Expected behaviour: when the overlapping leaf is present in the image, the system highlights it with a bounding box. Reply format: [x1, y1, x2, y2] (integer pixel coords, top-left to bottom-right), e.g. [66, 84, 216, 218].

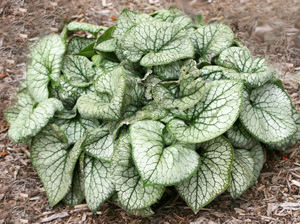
[118, 20, 194, 66]
[239, 84, 297, 144]
[30, 124, 84, 206]
[176, 136, 234, 212]
[167, 80, 243, 143]
[27, 34, 66, 102]
[131, 120, 201, 186]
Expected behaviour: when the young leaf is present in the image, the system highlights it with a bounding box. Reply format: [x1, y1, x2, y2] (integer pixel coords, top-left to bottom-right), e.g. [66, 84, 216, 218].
[63, 55, 96, 87]
[217, 47, 274, 87]
[8, 98, 64, 143]
[77, 67, 126, 120]
[167, 80, 243, 143]
[239, 84, 297, 144]
[82, 124, 114, 162]
[192, 24, 234, 63]
[84, 155, 115, 212]
[130, 120, 201, 186]
[111, 133, 165, 210]
[176, 136, 234, 213]
[229, 149, 255, 199]
[118, 21, 194, 66]
[30, 124, 84, 206]
[153, 61, 181, 81]
[27, 34, 66, 102]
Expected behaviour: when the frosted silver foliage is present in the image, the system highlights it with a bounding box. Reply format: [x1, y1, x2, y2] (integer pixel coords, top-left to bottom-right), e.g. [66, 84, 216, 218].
[167, 80, 243, 143]
[77, 67, 126, 120]
[239, 84, 297, 144]
[267, 106, 300, 151]
[82, 125, 114, 162]
[130, 120, 201, 186]
[67, 36, 95, 55]
[31, 124, 84, 206]
[8, 98, 63, 143]
[192, 24, 234, 63]
[95, 39, 116, 52]
[229, 149, 254, 199]
[217, 47, 275, 87]
[63, 55, 96, 87]
[84, 155, 115, 212]
[119, 21, 194, 66]
[226, 120, 258, 150]
[176, 136, 234, 213]
[111, 133, 165, 210]
[27, 34, 66, 102]
[153, 61, 181, 81]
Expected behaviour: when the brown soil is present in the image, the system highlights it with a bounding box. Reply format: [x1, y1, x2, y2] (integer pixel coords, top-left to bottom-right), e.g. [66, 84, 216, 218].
[1, 0, 300, 223]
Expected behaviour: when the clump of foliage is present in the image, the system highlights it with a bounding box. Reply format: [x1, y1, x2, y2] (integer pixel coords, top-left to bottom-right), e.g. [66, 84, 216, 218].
[5, 7, 300, 216]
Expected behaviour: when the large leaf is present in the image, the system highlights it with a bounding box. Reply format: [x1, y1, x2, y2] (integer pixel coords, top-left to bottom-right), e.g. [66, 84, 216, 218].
[84, 154, 115, 212]
[111, 133, 165, 210]
[229, 149, 254, 199]
[153, 61, 181, 81]
[239, 84, 297, 144]
[82, 124, 114, 162]
[63, 154, 85, 207]
[176, 136, 234, 213]
[67, 21, 107, 37]
[62, 55, 96, 87]
[130, 120, 201, 186]
[30, 124, 84, 206]
[192, 24, 234, 63]
[27, 34, 66, 102]
[118, 20, 194, 66]
[77, 67, 126, 120]
[55, 115, 99, 144]
[217, 47, 274, 87]
[225, 120, 258, 150]
[266, 106, 300, 150]
[167, 80, 243, 143]
[113, 9, 154, 38]
[8, 98, 64, 143]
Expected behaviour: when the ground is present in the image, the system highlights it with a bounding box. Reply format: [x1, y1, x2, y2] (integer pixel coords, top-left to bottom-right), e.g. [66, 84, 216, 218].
[1, 0, 300, 223]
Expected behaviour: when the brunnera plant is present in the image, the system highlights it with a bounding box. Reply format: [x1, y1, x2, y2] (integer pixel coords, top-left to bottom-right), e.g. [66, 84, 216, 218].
[5, 7, 300, 216]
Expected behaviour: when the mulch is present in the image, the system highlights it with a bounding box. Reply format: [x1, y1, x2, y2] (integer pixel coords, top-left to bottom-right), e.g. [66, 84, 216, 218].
[1, 0, 300, 223]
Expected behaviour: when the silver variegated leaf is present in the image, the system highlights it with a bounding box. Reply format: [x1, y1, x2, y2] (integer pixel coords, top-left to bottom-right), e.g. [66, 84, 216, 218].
[67, 21, 107, 36]
[84, 154, 115, 212]
[250, 143, 264, 185]
[192, 24, 234, 63]
[239, 84, 297, 144]
[153, 61, 181, 81]
[118, 20, 194, 66]
[31, 124, 84, 206]
[217, 47, 275, 87]
[82, 124, 114, 162]
[229, 149, 254, 199]
[8, 98, 64, 143]
[67, 36, 95, 55]
[27, 34, 66, 102]
[63, 55, 96, 87]
[225, 120, 258, 150]
[111, 133, 165, 210]
[130, 120, 201, 186]
[176, 136, 234, 213]
[167, 80, 243, 143]
[77, 67, 126, 120]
